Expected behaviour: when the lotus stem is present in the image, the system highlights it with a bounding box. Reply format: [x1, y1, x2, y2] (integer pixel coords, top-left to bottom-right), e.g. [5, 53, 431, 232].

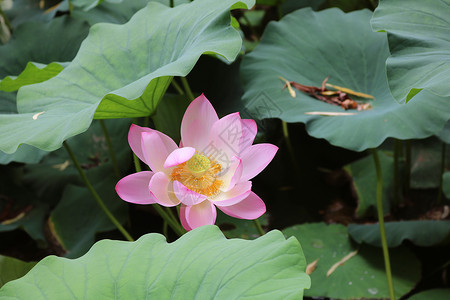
[180, 77, 195, 101]
[171, 78, 185, 95]
[253, 218, 265, 236]
[133, 153, 142, 173]
[64, 141, 134, 241]
[372, 148, 395, 300]
[153, 204, 185, 237]
[393, 139, 401, 205]
[99, 120, 121, 179]
[438, 142, 446, 204]
[405, 140, 411, 192]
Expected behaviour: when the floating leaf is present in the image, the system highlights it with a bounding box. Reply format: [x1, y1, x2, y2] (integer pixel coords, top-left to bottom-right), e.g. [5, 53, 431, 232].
[241, 8, 450, 151]
[409, 289, 450, 300]
[283, 223, 420, 299]
[0, 226, 310, 299]
[371, 0, 450, 103]
[217, 210, 268, 239]
[348, 221, 450, 247]
[0, 0, 255, 154]
[0, 256, 36, 288]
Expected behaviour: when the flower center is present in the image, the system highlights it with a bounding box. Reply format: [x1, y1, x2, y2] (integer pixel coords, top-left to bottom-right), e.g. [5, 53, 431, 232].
[171, 153, 222, 198]
[186, 154, 211, 176]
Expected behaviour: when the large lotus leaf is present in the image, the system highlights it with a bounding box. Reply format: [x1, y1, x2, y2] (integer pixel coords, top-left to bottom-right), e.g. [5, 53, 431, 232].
[0, 0, 254, 154]
[0, 256, 36, 288]
[283, 223, 420, 299]
[409, 289, 450, 300]
[0, 16, 89, 78]
[71, 0, 151, 25]
[71, 1, 190, 26]
[0, 226, 311, 299]
[0, 92, 48, 164]
[0, 62, 66, 92]
[437, 121, 450, 144]
[240, 8, 450, 151]
[371, 0, 450, 103]
[344, 151, 393, 218]
[71, 0, 103, 11]
[348, 221, 450, 247]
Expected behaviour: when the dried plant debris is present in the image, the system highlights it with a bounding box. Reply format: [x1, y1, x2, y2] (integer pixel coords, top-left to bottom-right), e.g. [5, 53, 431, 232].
[280, 77, 373, 111]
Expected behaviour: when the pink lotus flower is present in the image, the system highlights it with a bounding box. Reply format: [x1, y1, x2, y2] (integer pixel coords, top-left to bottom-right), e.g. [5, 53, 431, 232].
[116, 94, 278, 231]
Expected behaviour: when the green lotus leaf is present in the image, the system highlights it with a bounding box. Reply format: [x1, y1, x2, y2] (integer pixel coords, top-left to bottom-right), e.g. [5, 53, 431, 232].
[0, 226, 310, 299]
[0, 92, 48, 164]
[0, 16, 89, 78]
[71, 0, 151, 25]
[0, 0, 254, 154]
[437, 121, 450, 144]
[348, 221, 450, 247]
[240, 8, 450, 151]
[0, 256, 36, 288]
[0, 62, 66, 92]
[371, 0, 450, 103]
[344, 151, 393, 218]
[409, 289, 450, 300]
[283, 223, 420, 299]
[71, 0, 103, 11]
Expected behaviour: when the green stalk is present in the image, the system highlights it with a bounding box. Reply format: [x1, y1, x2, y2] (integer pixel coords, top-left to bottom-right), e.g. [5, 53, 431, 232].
[372, 149, 395, 300]
[133, 153, 142, 173]
[165, 207, 180, 225]
[64, 141, 134, 241]
[169, 0, 174, 8]
[163, 221, 168, 238]
[99, 120, 120, 179]
[180, 77, 195, 101]
[253, 218, 265, 236]
[171, 78, 185, 95]
[393, 139, 401, 205]
[405, 140, 411, 192]
[437, 143, 446, 204]
[153, 204, 185, 236]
